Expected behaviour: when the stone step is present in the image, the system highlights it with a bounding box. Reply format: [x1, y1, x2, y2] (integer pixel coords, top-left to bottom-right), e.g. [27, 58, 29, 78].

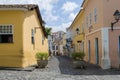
[0, 66, 35, 71]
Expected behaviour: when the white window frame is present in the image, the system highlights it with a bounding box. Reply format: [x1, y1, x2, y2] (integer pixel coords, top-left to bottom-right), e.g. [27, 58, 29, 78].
[0, 25, 13, 34]
[0, 24, 14, 43]
[82, 23, 84, 33]
[31, 29, 34, 37]
[31, 29, 35, 44]
[89, 13, 92, 26]
[86, 16, 88, 28]
[94, 8, 97, 23]
[42, 35, 45, 45]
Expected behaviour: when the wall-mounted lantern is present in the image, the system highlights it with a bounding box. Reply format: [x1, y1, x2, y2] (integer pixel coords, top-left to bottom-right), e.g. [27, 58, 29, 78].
[111, 10, 120, 30]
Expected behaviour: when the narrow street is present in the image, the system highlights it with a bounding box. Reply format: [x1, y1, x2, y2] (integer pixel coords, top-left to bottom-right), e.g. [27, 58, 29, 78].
[0, 0, 120, 80]
[0, 56, 120, 80]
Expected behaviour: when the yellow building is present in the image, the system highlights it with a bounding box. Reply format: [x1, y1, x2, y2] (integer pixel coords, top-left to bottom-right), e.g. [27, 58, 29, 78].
[0, 5, 48, 68]
[69, 9, 85, 52]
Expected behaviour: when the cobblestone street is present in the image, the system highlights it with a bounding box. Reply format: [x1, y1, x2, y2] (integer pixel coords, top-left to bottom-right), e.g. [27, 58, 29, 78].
[0, 56, 120, 80]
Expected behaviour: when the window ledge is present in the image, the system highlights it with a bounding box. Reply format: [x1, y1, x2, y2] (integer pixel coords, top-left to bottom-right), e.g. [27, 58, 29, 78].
[0, 42, 14, 44]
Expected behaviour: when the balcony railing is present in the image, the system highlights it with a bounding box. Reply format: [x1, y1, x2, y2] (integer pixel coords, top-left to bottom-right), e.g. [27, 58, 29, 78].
[74, 32, 85, 40]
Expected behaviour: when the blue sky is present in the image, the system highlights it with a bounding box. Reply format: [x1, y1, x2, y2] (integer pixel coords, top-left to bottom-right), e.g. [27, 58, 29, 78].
[0, 0, 84, 32]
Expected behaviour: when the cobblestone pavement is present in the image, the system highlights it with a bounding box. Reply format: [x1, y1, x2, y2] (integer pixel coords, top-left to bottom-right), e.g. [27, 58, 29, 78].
[0, 56, 120, 80]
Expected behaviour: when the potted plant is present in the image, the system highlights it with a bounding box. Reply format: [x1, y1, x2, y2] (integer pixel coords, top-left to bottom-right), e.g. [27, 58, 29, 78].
[36, 52, 49, 68]
[72, 52, 87, 69]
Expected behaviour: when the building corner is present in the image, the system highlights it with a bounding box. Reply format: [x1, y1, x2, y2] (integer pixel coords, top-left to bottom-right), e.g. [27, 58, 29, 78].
[101, 27, 111, 69]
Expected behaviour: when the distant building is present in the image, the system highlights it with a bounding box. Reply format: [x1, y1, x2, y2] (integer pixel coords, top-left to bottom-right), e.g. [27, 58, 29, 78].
[68, 8, 85, 53]
[48, 35, 53, 55]
[48, 31, 66, 55]
[66, 27, 73, 57]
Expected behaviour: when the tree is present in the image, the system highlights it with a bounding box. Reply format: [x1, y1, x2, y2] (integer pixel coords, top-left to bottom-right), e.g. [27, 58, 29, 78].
[45, 27, 52, 37]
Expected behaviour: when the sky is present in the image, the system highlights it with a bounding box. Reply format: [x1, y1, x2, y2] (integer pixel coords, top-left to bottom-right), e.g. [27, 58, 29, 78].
[0, 0, 84, 32]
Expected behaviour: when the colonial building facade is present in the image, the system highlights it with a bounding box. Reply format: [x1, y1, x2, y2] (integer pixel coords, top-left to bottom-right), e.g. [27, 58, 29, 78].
[49, 31, 65, 55]
[68, 0, 120, 69]
[0, 5, 48, 68]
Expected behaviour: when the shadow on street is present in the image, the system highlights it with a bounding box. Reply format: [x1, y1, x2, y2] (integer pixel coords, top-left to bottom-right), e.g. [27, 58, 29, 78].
[56, 56, 120, 75]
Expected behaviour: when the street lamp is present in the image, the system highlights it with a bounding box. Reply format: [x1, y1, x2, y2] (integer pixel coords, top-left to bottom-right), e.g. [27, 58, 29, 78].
[111, 10, 120, 30]
[114, 10, 120, 21]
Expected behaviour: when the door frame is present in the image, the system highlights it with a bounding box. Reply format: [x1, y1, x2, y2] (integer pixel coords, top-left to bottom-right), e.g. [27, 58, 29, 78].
[88, 40, 91, 62]
[95, 38, 99, 65]
[118, 36, 120, 65]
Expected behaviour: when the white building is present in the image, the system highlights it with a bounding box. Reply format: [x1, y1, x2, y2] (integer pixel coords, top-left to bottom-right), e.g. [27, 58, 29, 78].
[48, 35, 53, 55]
[66, 27, 74, 57]
[48, 31, 66, 55]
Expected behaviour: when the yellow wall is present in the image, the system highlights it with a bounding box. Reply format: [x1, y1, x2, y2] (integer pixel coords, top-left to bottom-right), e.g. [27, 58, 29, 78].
[74, 33, 85, 52]
[70, 10, 85, 52]
[0, 10, 24, 67]
[22, 10, 48, 67]
[0, 10, 48, 68]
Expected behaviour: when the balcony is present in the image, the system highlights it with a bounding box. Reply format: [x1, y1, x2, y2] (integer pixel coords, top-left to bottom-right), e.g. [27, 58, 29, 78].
[74, 33, 85, 41]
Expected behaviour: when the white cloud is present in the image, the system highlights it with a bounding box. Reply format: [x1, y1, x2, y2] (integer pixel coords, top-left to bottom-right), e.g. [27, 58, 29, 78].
[46, 22, 72, 32]
[69, 13, 77, 21]
[43, 11, 59, 22]
[0, 0, 27, 4]
[0, 0, 59, 22]
[37, 0, 58, 11]
[37, 0, 59, 23]
[62, 1, 79, 13]
[0, 0, 79, 32]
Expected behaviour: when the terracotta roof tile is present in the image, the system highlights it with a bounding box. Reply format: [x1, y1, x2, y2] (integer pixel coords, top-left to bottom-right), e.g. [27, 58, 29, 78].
[0, 4, 37, 10]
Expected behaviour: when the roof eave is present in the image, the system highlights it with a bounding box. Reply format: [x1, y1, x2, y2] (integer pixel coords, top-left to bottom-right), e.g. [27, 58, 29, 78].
[34, 6, 47, 38]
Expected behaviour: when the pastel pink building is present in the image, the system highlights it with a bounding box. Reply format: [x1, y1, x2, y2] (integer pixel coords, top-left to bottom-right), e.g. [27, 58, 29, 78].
[82, 0, 120, 69]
